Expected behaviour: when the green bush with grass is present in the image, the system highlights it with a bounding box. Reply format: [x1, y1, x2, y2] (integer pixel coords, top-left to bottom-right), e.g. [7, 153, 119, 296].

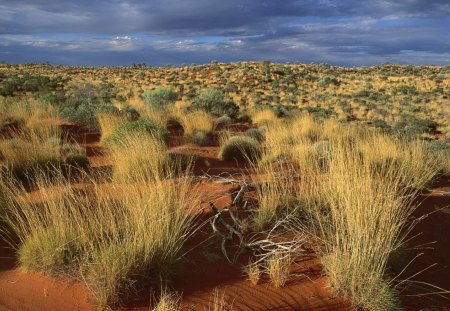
[103, 119, 169, 147]
[142, 88, 178, 108]
[192, 88, 239, 117]
[245, 128, 265, 142]
[219, 136, 261, 161]
[59, 99, 119, 129]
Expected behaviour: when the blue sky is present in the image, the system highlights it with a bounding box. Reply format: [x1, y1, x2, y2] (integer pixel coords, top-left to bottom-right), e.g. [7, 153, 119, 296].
[0, 0, 449, 66]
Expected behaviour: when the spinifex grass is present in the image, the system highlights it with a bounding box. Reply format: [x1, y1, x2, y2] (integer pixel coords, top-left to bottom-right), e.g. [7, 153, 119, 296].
[304, 141, 439, 310]
[107, 131, 170, 182]
[1, 145, 199, 308]
[259, 115, 442, 310]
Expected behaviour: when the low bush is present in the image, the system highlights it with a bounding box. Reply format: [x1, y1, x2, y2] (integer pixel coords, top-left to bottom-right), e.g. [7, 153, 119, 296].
[121, 105, 140, 121]
[103, 119, 169, 147]
[174, 110, 214, 141]
[142, 88, 178, 108]
[214, 115, 232, 128]
[191, 131, 211, 146]
[396, 114, 438, 134]
[219, 136, 261, 162]
[192, 88, 239, 117]
[59, 99, 119, 129]
[245, 128, 265, 142]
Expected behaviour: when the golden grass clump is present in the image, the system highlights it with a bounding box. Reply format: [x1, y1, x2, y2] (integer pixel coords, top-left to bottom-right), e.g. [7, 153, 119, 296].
[266, 252, 291, 288]
[174, 109, 215, 137]
[1, 161, 199, 308]
[97, 112, 127, 143]
[0, 129, 61, 169]
[107, 131, 170, 182]
[252, 157, 295, 230]
[357, 132, 440, 189]
[152, 291, 181, 311]
[250, 108, 278, 126]
[304, 141, 429, 310]
[244, 260, 261, 285]
[259, 115, 443, 310]
[208, 289, 232, 311]
[0, 99, 59, 138]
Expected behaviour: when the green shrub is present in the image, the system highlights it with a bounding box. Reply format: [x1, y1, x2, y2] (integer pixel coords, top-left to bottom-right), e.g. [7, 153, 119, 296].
[191, 131, 210, 146]
[245, 128, 265, 142]
[192, 88, 239, 117]
[142, 88, 178, 108]
[396, 115, 438, 134]
[274, 104, 290, 118]
[372, 119, 390, 129]
[219, 136, 261, 161]
[121, 106, 140, 121]
[305, 107, 333, 119]
[103, 119, 169, 147]
[214, 115, 232, 127]
[59, 99, 119, 129]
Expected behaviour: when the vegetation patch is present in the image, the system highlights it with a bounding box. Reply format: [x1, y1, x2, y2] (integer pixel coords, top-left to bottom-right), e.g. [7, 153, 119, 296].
[103, 119, 169, 147]
[219, 136, 261, 162]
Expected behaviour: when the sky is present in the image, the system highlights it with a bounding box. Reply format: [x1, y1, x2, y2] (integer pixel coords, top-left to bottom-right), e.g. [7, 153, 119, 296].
[0, 0, 449, 67]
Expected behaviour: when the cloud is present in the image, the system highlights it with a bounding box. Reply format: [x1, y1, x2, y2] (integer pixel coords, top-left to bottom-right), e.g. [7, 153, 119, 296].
[0, 0, 448, 66]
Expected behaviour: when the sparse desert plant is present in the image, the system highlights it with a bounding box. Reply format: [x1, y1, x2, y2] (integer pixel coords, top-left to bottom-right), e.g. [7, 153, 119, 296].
[0, 126, 88, 180]
[107, 132, 169, 182]
[208, 288, 232, 311]
[304, 142, 422, 311]
[244, 128, 265, 142]
[192, 88, 239, 117]
[252, 156, 296, 230]
[19, 225, 82, 275]
[0, 99, 59, 138]
[357, 132, 439, 189]
[1, 166, 199, 308]
[97, 112, 127, 143]
[266, 252, 291, 288]
[251, 109, 278, 126]
[214, 115, 232, 128]
[142, 88, 178, 108]
[174, 109, 214, 139]
[244, 260, 261, 285]
[219, 136, 261, 162]
[423, 140, 450, 175]
[152, 290, 181, 311]
[291, 114, 322, 143]
[59, 98, 119, 129]
[191, 131, 210, 146]
[68, 81, 101, 105]
[310, 140, 332, 172]
[121, 105, 140, 121]
[102, 118, 169, 147]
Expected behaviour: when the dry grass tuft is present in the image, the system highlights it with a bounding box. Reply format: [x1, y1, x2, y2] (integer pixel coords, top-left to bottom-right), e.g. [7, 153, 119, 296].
[152, 290, 181, 311]
[266, 252, 291, 288]
[208, 288, 233, 311]
[2, 163, 199, 308]
[244, 260, 261, 285]
[175, 109, 215, 137]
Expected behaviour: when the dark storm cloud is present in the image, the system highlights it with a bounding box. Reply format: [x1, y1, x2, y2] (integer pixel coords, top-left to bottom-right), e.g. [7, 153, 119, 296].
[0, 0, 449, 66]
